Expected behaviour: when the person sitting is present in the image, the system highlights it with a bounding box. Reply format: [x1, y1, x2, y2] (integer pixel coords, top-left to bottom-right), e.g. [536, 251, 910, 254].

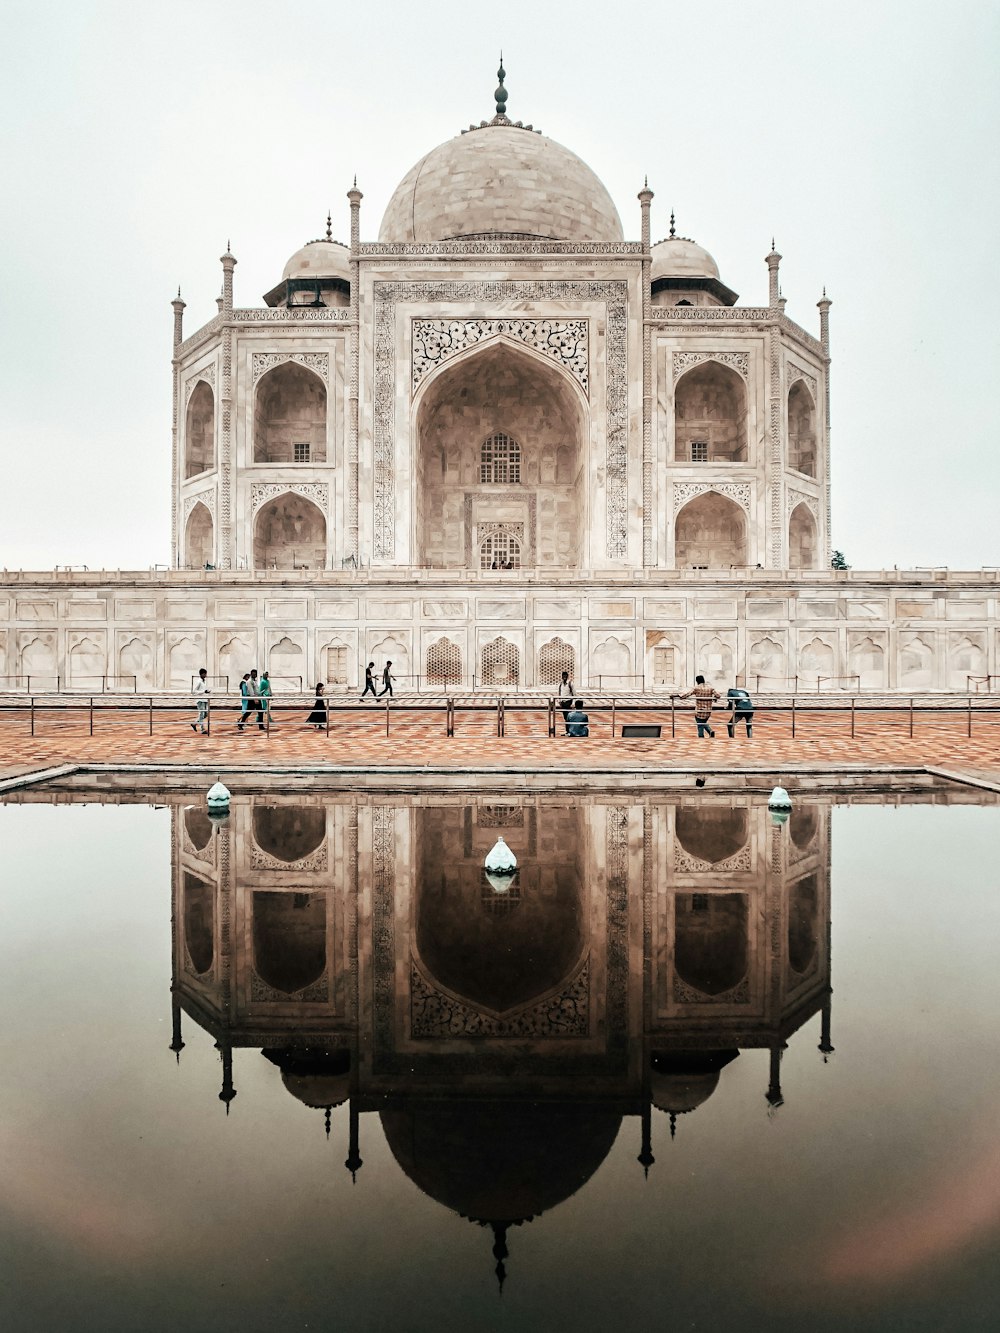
[565, 699, 589, 737]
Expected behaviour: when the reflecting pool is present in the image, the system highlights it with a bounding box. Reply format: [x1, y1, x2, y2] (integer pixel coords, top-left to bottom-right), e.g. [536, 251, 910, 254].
[1, 788, 998, 1332]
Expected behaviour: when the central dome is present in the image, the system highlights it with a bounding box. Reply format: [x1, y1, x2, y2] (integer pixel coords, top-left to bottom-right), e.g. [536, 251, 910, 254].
[378, 125, 624, 244]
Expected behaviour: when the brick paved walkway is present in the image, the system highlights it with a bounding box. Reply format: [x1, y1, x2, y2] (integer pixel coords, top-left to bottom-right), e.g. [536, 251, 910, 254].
[2, 704, 1000, 780]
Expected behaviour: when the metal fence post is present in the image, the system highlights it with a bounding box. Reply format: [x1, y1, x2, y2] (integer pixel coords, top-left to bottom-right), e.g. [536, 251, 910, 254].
[791, 695, 796, 739]
[385, 698, 390, 738]
[851, 696, 856, 739]
[611, 697, 616, 739]
[149, 696, 153, 737]
[670, 695, 675, 738]
[206, 698, 211, 737]
[967, 695, 972, 739]
[89, 696, 94, 736]
[910, 698, 914, 739]
[30, 696, 35, 737]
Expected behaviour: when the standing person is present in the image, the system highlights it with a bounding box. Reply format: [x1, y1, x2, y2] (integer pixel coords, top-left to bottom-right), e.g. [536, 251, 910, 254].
[565, 699, 589, 738]
[236, 672, 251, 730]
[191, 668, 210, 734]
[557, 669, 574, 734]
[307, 682, 327, 730]
[359, 661, 377, 701]
[678, 675, 720, 738]
[378, 660, 395, 699]
[248, 668, 264, 730]
[259, 671, 273, 730]
[726, 686, 754, 738]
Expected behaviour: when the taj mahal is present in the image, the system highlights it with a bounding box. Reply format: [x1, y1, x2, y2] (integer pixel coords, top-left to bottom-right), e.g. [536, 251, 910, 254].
[3, 66, 998, 694]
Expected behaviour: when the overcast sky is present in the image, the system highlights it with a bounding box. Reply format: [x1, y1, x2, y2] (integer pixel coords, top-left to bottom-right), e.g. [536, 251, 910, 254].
[1, 0, 997, 571]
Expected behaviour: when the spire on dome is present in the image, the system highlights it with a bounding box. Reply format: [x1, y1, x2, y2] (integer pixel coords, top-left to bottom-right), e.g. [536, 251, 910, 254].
[494, 54, 508, 121]
[325, 211, 332, 242]
[492, 1222, 509, 1294]
[669, 209, 676, 238]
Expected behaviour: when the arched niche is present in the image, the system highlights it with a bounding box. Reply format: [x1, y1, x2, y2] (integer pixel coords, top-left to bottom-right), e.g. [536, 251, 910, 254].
[119, 637, 154, 692]
[788, 873, 819, 976]
[253, 362, 327, 464]
[675, 492, 747, 569]
[591, 636, 632, 689]
[675, 893, 748, 996]
[949, 636, 987, 689]
[183, 872, 214, 975]
[218, 635, 253, 693]
[268, 636, 304, 689]
[168, 636, 202, 690]
[252, 891, 326, 995]
[426, 637, 462, 688]
[849, 636, 885, 689]
[695, 635, 733, 686]
[481, 636, 519, 687]
[371, 635, 409, 686]
[415, 805, 584, 1014]
[415, 342, 586, 569]
[790, 804, 819, 851]
[789, 503, 817, 570]
[253, 493, 326, 571]
[674, 361, 748, 462]
[252, 805, 326, 863]
[788, 380, 817, 477]
[900, 635, 934, 689]
[748, 636, 786, 690]
[68, 637, 103, 688]
[538, 638, 575, 689]
[675, 805, 749, 864]
[184, 805, 214, 852]
[185, 381, 215, 478]
[799, 636, 835, 686]
[185, 502, 214, 569]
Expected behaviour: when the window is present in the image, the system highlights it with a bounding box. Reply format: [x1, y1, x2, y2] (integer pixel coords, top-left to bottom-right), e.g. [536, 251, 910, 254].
[294, 441, 311, 463]
[480, 432, 521, 484]
[653, 645, 676, 687]
[426, 638, 462, 687]
[692, 894, 710, 913]
[690, 440, 708, 462]
[326, 645, 348, 685]
[480, 530, 522, 570]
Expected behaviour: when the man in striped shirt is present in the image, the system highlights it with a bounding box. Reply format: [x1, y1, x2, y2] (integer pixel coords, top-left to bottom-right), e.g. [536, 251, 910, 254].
[678, 675, 720, 738]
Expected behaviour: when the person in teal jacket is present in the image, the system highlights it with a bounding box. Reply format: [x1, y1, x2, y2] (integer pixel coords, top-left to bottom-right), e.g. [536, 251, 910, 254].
[258, 671, 273, 730]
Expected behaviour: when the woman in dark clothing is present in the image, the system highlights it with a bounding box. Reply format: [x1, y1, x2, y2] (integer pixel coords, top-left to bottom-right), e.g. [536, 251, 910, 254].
[307, 682, 327, 730]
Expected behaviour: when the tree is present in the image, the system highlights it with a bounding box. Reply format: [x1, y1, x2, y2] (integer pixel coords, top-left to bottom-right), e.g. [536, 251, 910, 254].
[830, 549, 850, 570]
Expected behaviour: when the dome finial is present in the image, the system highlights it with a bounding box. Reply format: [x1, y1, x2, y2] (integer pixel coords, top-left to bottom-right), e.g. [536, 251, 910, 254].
[494, 54, 508, 120]
[669, 209, 676, 238]
[492, 1223, 509, 1294]
[325, 210, 332, 242]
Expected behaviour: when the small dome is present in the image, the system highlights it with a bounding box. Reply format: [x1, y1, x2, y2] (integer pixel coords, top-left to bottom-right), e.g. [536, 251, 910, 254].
[379, 125, 623, 244]
[651, 1068, 722, 1116]
[282, 239, 350, 282]
[651, 236, 720, 283]
[263, 1047, 350, 1109]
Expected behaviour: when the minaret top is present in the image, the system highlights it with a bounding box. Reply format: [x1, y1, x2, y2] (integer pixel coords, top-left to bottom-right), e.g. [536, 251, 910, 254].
[494, 55, 508, 121]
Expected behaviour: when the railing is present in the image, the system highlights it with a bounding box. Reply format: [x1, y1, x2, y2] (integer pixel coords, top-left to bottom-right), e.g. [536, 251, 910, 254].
[2, 692, 1000, 744]
[968, 674, 998, 693]
[63, 675, 138, 693]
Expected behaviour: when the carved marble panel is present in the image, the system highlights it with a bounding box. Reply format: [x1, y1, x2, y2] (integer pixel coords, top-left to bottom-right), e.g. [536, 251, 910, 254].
[672, 351, 749, 382]
[412, 318, 589, 396]
[251, 351, 330, 385]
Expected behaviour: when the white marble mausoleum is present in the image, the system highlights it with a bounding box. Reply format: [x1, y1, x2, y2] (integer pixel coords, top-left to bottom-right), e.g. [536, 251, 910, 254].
[2, 67, 998, 695]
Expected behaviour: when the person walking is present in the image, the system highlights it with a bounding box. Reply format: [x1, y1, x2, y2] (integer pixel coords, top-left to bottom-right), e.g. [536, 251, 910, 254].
[191, 668, 210, 734]
[678, 675, 720, 738]
[557, 669, 574, 734]
[236, 672, 251, 730]
[259, 671, 273, 730]
[307, 682, 327, 730]
[726, 686, 754, 738]
[359, 661, 377, 701]
[378, 660, 395, 699]
[247, 668, 263, 729]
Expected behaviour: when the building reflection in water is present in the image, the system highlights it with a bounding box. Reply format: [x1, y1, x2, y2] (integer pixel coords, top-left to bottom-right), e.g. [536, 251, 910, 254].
[172, 793, 831, 1287]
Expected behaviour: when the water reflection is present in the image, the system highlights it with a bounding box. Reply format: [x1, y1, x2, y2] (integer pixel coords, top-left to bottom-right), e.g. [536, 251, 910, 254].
[172, 792, 830, 1287]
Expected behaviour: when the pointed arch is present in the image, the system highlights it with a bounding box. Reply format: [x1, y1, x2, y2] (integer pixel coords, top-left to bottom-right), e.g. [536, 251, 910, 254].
[537, 637, 575, 689]
[674, 360, 748, 462]
[789, 502, 818, 570]
[253, 361, 327, 464]
[481, 636, 520, 687]
[426, 637, 462, 688]
[185, 380, 215, 477]
[788, 379, 817, 477]
[185, 501, 214, 569]
[675, 491, 747, 568]
[253, 492, 326, 570]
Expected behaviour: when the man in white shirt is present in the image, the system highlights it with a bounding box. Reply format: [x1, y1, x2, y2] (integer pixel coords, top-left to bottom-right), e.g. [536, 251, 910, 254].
[191, 668, 210, 734]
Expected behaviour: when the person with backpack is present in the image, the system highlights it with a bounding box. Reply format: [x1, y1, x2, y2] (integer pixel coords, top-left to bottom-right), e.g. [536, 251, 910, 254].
[726, 686, 754, 737]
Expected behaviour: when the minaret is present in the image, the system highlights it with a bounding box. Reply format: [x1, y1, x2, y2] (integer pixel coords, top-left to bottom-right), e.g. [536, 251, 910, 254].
[169, 996, 185, 1063]
[819, 991, 835, 1061]
[219, 244, 236, 567]
[766, 239, 782, 309]
[171, 287, 186, 349]
[818, 288, 833, 561]
[765, 1043, 785, 1111]
[347, 179, 363, 564]
[344, 1099, 363, 1182]
[639, 178, 654, 568]
[492, 1223, 509, 1293]
[218, 1039, 237, 1113]
[637, 1095, 655, 1177]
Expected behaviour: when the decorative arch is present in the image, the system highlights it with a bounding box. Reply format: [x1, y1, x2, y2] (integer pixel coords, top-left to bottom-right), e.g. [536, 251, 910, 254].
[322, 638, 351, 687]
[789, 502, 818, 570]
[748, 636, 787, 690]
[481, 636, 520, 688]
[788, 379, 817, 477]
[674, 359, 748, 463]
[67, 637, 103, 689]
[268, 636, 304, 689]
[537, 637, 575, 689]
[185, 380, 215, 478]
[168, 636, 202, 691]
[119, 637, 154, 692]
[675, 491, 747, 568]
[426, 637, 462, 688]
[675, 806, 749, 865]
[949, 635, 987, 689]
[252, 806, 326, 864]
[479, 527, 521, 570]
[696, 635, 734, 686]
[252, 891, 327, 995]
[218, 634, 254, 693]
[899, 635, 934, 689]
[371, 635, 409, 686]
[185, 501, 214, 569]
[414, 340, 587, 570]
[183, 873, 215, 976]
[591, 636, 632, 688]
[788, 873, 819, 976]
[675, 893, 749, 997]
[799, 637, 835, 686]
[253, 360, 327, 464]
[253, 493, 326, 571]
[849, 636, 885, 689]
